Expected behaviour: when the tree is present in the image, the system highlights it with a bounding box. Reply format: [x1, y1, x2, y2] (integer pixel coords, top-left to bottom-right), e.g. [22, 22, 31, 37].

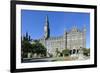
[82, 48, 90, 56]
[62, 49, 70, 56]
[55, 48, 60, 57]
[21, 33, 47, 58]
[21, 32, 32, 58]
[31, 40, 47, 57]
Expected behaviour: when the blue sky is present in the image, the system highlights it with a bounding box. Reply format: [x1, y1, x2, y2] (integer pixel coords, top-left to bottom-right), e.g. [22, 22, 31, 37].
[21, 10, 90, 48]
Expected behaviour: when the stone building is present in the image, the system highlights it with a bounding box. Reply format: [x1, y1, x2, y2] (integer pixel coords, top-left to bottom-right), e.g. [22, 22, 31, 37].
[32, 16, 86, 57]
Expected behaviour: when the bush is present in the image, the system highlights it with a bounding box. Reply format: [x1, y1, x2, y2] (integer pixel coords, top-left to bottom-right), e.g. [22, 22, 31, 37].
[82, 48, 90, 56]
[62, 49, 70, 56]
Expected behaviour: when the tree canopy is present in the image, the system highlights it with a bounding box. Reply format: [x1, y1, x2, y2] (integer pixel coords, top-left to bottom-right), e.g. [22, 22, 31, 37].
[21, 33, 47, 58]
[62, 49, 70, 56]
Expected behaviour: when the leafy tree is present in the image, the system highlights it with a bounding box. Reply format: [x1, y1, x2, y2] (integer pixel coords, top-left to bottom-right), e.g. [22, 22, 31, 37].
[31, 40, 47, 57]
[82, 48, 90, 56]
[21, 33, 47, 58]
[21, 32, 32, 58]
[62, 49, 70, 56]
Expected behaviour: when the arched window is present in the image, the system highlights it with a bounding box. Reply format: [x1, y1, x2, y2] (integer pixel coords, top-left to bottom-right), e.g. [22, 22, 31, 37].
[77, 50, 79, 54]
[73, 49, 76, 54]
[69, 50, 72, 55]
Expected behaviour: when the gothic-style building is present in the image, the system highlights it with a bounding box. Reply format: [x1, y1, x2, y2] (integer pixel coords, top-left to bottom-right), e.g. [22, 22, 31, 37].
[32, 16, 86, 57]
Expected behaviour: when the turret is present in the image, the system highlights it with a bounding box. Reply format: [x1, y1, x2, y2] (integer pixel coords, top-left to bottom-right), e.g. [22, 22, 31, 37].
[83, 25, 86, 32]
[64, 28, 67, 49]
[83, 25, 86, 48]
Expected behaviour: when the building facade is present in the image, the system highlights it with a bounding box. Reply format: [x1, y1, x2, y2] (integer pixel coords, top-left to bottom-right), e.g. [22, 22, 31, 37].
[32, 16, 86, 57]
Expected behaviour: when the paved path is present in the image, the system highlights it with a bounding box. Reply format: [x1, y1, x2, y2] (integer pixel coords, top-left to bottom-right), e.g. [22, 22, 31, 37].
[22, 56, 90, 63]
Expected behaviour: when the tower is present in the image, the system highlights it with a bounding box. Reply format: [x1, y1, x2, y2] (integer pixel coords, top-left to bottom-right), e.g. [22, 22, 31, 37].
[64, 28, 67, 49]
[83, 25, 86, 48]
[44, 16, 50, 39]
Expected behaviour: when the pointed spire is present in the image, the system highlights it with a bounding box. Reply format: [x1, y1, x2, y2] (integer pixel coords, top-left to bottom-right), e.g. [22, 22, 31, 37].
[26, 32, 28, 38]
[73, 24, 75, 28]
[72, 24, 76, 31]
[44, 15, 50, 39]
[84, 24, 86, 28]
[64, 28, 66, 32]
[46, 15, 48, 22]
[64, 28, 67, 34]
[45, 15, 49, 26]
[73, 24, 77, 29]
[29, 35, 31, 41]
[83, 24, 86, 32]
[64, 29, 67, 35]
[71, 24, 79, 32]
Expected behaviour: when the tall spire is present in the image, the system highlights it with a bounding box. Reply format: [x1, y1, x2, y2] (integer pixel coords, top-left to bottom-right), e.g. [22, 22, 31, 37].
[72, 24, 78, 32]
[64, 28, 67, 34]
[44, 15, 50, 39]
[73, 24, 77, 29]
[46, 15, 48, 22]
[45, 15, 49, 26]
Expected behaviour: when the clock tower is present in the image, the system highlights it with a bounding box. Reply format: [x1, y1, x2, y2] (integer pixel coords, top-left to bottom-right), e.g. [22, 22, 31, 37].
[44, 16, 50, 39]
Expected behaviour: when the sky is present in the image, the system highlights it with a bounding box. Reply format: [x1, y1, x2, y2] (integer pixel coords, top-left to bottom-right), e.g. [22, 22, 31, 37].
[21, 9, 90, 48]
